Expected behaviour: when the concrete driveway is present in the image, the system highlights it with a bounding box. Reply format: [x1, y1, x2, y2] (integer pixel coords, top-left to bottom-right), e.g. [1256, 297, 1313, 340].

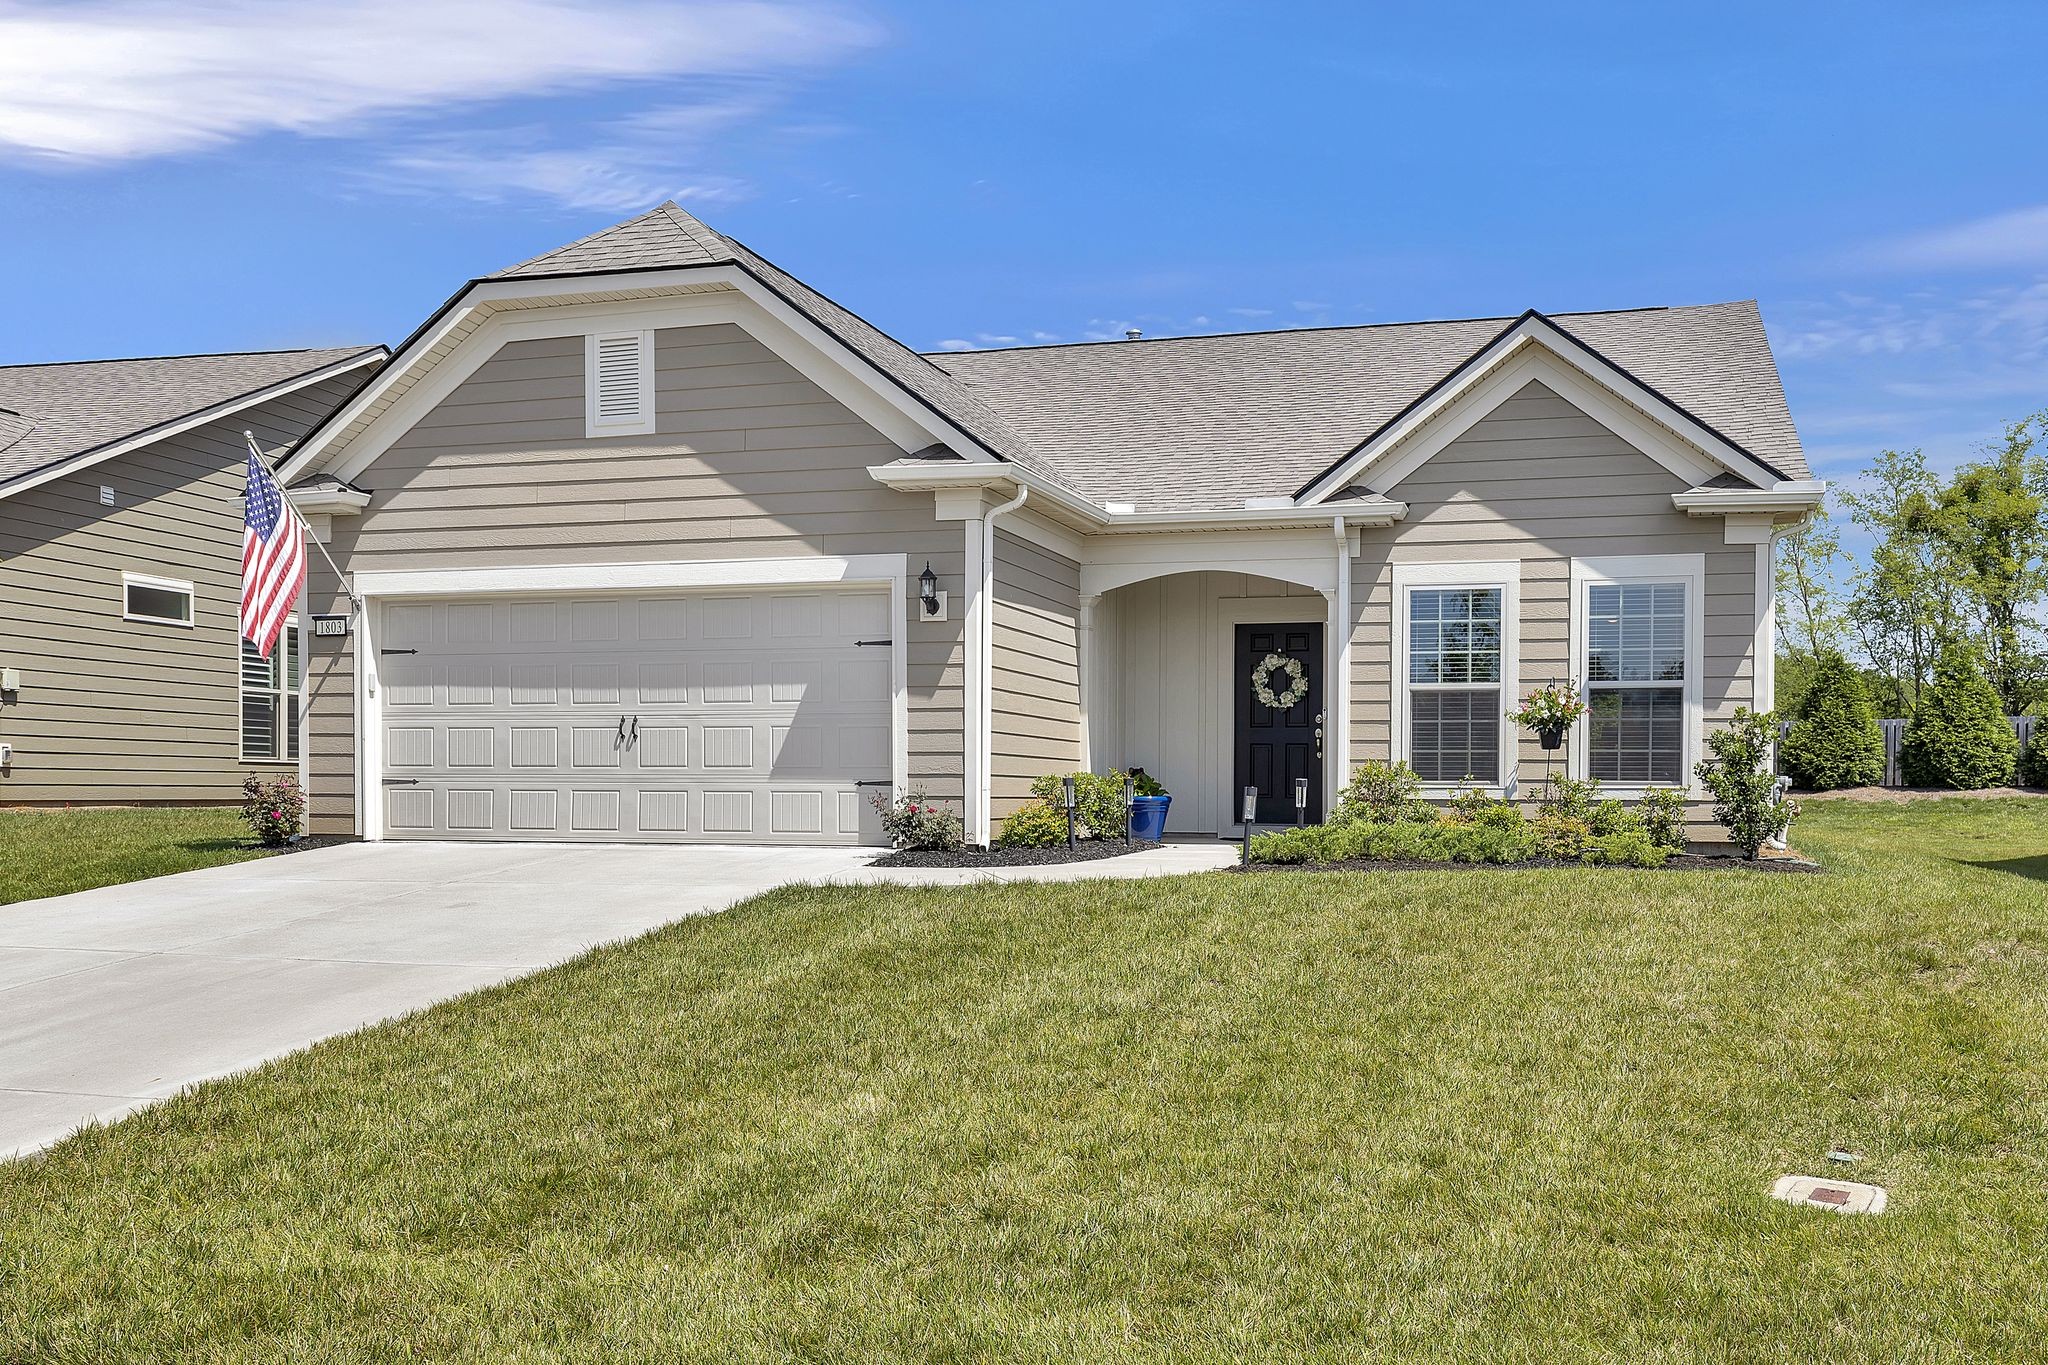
[0, 841, 874, 1158]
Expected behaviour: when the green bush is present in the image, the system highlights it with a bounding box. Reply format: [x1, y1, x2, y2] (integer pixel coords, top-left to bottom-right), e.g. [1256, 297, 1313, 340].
[1581, 830, 1670, 867]
[996, 801, 1069, 849]
[1247, 826, 1327, 864]
[1332, 761, 1427, 824]
[1780, 650, 1886, 791]
[1636, 787, 1690, 853]
[871, 789, 967, 851]
[1534, 813, 1591, 860]
[1439, 822, 1538, 864]
[1028, 771, 1128, 839]
[2020, 721, 2048, 789]
[1248, 815, 1536, 866]
[1898, 647, 2019, 790]
[1695, 708, 1793, 858]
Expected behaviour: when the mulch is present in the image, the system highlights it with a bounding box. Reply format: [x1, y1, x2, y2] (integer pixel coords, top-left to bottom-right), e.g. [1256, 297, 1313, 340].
[868, 840, 1163, 869]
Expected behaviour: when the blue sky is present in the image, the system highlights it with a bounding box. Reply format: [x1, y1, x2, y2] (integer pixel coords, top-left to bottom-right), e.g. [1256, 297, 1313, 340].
[3, 0, 2044, 504]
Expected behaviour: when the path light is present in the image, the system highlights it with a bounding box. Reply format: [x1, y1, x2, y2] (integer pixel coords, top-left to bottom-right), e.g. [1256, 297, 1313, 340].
[1294, 777, 1309, 828]
[1062, 775, 1077, 850]
[1122, 774, 1136, 845]
[1241, 785, 1258, 869]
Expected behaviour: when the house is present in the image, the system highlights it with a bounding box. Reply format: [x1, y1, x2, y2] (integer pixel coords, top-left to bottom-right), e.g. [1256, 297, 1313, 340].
[0, 346, 386, 804]
[278, 203, 1822, 846]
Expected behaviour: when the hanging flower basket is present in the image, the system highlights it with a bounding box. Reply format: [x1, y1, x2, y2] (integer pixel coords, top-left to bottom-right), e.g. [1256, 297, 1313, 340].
[1508, 682, 1585, 750]
[1535, 722, 1568, 751]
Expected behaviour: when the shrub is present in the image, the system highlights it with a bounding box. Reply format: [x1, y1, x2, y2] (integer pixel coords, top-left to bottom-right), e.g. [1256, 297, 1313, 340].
[1332, 760, 1425, 824]
[1128, 767, 1169, 797]
[1695, 708, 1793, 859]
[1534, 813, 1590, 861]
[1636, 787, 1690, 853]
[872, 790, 967, 851]
[1780, 650, 1886, 791]
[1536, 774, 1603, 823]
[1247, 826, 1327, 864]
[1439, 822, 1538, 864]
[1581, 830, 1670, 868]
[240, 774, 305, 848]
[996, 800, 1068, 849]
[1899, 647, 2020, 790]
[2020, 720, 2048, 789]
[1030, 771, 1129, 839]
[1444, 781, 1524, 830]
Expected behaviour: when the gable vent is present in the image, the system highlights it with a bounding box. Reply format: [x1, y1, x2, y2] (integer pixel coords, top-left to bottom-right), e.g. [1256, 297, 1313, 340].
[585, 330, 656, 436]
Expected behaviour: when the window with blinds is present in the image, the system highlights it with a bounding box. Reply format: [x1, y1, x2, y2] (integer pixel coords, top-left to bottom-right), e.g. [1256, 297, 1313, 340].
[241, 621, 301, 762]
[585, 330, 655, 436]
[1406, 586, 1504, 783]
[1584, 582, 1687, 783]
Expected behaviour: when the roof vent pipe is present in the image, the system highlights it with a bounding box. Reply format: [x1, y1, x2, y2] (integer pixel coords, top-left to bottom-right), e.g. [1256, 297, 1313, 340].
[1124, 328, 1142, 341]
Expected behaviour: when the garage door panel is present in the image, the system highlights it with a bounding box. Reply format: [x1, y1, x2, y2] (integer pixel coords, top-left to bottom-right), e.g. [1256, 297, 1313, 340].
[380, 588, 892, 844]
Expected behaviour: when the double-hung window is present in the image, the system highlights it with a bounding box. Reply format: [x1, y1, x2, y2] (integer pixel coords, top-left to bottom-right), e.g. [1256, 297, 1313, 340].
[1395, 562, 1519, 788]
[240, 621, 302, 761]
[1573, 556, 1703, 788]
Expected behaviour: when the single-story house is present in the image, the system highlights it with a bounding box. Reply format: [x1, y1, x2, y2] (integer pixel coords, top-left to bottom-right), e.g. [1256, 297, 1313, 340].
[0, 346, 385, 805]
[279, 202, 1822, 845]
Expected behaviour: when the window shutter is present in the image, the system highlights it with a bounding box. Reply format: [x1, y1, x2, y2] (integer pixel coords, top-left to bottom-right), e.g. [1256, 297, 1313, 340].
[586, 331, 654, 435]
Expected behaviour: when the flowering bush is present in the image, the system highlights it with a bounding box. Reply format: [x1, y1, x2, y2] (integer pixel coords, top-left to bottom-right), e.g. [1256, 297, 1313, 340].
[240, 774, 305, 847]
[871, 789, 965, 851]
[1507, 681, 1586, 732]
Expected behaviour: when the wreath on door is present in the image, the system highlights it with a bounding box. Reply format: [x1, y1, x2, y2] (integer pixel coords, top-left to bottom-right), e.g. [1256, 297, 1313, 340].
[1251, 652, 1309, 710]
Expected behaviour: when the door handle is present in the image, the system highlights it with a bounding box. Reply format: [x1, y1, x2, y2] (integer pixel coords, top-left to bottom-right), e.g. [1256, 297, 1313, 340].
[615, 716, 627, 747]
[627, 715, 639, 747]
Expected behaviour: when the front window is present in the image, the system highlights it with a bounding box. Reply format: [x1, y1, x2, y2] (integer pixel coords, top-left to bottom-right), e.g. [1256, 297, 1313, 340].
[1584, 582, 1686, 783]
[241, 621, 302, 761]
[1406, 586, 1503, 783]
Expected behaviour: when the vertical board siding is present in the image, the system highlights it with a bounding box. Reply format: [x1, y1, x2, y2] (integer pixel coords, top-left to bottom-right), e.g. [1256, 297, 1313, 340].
[0, 374, 361, 804]
[1346, 380, 1761, 796]
[989, 528, 1081, 821]
[304, 322, 965, 835]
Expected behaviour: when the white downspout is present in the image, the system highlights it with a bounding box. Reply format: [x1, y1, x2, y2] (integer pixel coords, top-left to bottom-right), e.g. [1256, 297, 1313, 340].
[978, 484, 1029, 844]
[1330, 514, 1350, 813]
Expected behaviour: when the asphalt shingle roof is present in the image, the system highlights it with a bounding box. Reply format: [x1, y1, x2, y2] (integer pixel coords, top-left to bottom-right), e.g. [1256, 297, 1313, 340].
[0, 346, 383, 490]
[490, 205, 1809, 513]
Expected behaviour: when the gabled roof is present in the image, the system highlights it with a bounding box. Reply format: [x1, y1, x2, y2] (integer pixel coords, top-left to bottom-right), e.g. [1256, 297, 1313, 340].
[0, 345, 385, 496]
[490, 201, 736, 277]
[932, 301, 1807, 511]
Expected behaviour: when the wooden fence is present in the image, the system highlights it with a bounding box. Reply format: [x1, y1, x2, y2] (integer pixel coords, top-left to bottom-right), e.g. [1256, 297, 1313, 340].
[1779, 715, 2036, 787]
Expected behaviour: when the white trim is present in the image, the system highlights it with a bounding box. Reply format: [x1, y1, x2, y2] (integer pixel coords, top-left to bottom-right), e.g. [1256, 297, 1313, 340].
[962, 513, 985, 844]
[0, 349, 384, 503]
[583, 329, 656, 437]
[1298, 321, 1787, 505]
[1213, 596, 1327, 837]
[1567, 552, 1707, 798]
[351, 553, 908, 843]
[1328, 515, 1353, 808]
[1080, 528, 1348, 600]
[974, 485, 1029, 844]
[121, 570, 195, 627]
[1672, 482, 1826, 516]
[1389, 560, 1522, 797]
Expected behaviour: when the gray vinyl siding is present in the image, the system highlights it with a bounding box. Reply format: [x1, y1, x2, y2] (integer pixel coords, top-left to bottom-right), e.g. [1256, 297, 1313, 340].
[305, 322, 965, 835]
[0, 375, 361, 804]
[1347, 380, 1758, 798]
[990, 528, 1081, 822]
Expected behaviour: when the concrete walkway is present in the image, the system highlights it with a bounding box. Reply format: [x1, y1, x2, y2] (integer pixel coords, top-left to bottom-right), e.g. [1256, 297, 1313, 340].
[1, 840, 1233, 1157]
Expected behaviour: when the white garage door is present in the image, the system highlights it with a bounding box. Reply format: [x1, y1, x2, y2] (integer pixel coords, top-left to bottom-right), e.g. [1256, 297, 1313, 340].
[375, 589, 893, 843]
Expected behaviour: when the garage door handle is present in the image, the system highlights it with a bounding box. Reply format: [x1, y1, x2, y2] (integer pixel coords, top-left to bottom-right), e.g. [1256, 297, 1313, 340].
[627, 715, 639, 746]
[854, 638, 891, 647]
[854, 779, 892, 787]
[380, 648, 417, 656]
[382, 778, 420, 786]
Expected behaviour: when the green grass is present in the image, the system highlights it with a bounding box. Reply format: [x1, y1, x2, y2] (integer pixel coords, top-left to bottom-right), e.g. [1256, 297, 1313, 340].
[3, 800, 2046, 1361]
[0, 806, 276, 904]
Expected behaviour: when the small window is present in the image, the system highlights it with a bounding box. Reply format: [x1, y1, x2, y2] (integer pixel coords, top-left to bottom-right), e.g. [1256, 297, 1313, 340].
[1584, 581, 1689, 784]
[123, 572, 194, 627]
[241, 619, 302, 762]
[585, 330, 655, 436]
[1405, 586, 1505, 783]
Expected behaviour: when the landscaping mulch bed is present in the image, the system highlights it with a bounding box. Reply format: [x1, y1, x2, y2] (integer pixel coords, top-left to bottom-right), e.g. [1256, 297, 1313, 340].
[1242, 848, 1822, 875]
[272, 835, 359, 857]
[868, 840, 1163, 869]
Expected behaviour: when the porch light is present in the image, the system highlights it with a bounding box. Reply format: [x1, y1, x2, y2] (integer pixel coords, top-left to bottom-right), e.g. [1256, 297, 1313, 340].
[918, 561, 940, 615]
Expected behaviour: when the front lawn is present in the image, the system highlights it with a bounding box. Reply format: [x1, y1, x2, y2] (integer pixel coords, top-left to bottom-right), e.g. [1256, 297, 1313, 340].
[0, 806, 275, 905]
[3, 799, 2045, 1360]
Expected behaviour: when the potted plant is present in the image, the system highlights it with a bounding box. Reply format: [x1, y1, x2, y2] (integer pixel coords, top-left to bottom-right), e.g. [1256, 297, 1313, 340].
[1508, 681, 1586, 751]
[1127, 768, 1172, 842]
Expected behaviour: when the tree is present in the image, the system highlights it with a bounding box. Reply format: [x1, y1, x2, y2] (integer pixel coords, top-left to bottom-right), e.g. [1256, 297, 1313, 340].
[1695, 709, 1793, 859]
[1842, 449, 1951, 716]
[1775, 509, 1844, 660]
[1779, 650, 1886, 791]
[1898, 645, 2019, 790]
[1906, 415, 2048, 714]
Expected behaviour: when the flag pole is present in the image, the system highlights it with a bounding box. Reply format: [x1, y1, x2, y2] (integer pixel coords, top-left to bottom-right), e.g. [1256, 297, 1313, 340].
[245, 432, 359, 616]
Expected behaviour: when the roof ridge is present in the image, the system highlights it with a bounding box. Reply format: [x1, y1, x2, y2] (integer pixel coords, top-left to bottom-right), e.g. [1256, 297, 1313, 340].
[0, 344, 379, 373]
[923, 303, 1770, 360]
[490, 200, 737, 278]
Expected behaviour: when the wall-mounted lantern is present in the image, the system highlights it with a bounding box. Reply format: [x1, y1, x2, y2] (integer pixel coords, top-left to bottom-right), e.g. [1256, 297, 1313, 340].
[917, 561, 947, 622]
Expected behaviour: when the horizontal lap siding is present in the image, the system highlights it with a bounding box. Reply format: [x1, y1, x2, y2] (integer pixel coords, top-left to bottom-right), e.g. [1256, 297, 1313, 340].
[0, 377, 360, 804]
[990, 529, 1081, 821]
[306, 323, 964, 835]
[1347, 381, 1758, 799]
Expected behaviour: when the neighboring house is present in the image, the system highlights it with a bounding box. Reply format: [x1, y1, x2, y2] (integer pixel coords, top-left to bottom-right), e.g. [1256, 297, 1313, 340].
[0, 346, 386, 804]
[279, 203, 1822, 846]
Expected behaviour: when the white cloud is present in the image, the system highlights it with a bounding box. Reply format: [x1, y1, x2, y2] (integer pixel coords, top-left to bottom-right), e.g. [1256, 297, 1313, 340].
[1867, 203, 2048, 271]
[0, 0, 874, 162]
[933, 339, 974, 351]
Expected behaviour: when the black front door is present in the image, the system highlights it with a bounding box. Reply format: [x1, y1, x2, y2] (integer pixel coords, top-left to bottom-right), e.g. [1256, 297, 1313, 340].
[1234, 623, 1324, 826]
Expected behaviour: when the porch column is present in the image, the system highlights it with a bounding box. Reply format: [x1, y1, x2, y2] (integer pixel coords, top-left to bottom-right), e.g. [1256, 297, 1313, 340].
[1322, 523, 1353, 814]
[1076, 592, 1100, 770]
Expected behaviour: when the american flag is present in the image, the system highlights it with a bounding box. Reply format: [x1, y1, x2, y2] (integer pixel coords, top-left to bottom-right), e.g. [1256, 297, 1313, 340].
[241, 436, 306, 660]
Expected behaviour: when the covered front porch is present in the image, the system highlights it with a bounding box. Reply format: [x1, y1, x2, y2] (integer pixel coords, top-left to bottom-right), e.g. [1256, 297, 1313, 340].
[1076, 529, 1359, 837]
